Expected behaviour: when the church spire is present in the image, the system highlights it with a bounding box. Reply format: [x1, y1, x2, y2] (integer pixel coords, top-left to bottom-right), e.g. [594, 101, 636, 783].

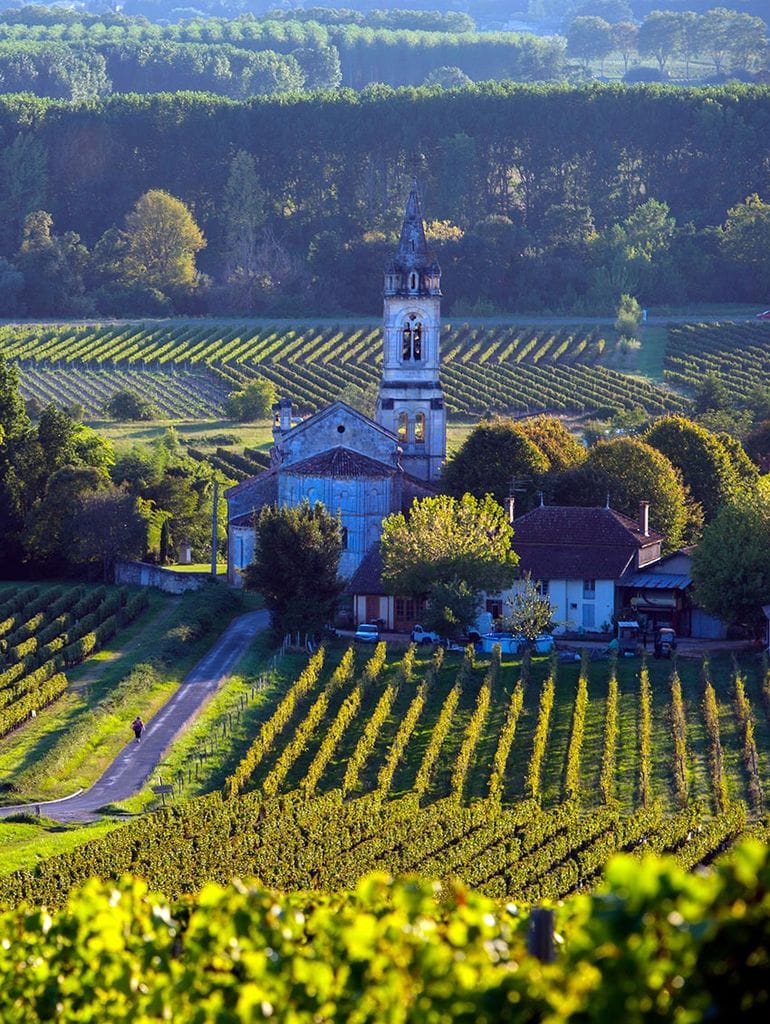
[396, 179, 429, 268]
[384, 180, 441, 299]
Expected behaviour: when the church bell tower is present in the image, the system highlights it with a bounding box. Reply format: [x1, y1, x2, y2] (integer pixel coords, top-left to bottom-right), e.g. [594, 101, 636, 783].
[376, 181, 446, 483]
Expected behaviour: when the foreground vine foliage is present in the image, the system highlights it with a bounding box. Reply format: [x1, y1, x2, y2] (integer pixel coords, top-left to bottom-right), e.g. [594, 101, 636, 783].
[1, 842, 770, 1022]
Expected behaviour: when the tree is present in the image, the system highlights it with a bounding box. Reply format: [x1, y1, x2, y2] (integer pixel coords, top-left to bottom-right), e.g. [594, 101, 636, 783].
[221, 150, 265, 280]
[225, 376, 276, 422]
[720, 194, 770, 295]
[517, 415, 587, 472]
[380, 493, 518, 600]
[503, 573, 555, 642]
[422, 579, 479, 641]
[587, 436, 688, 548]
[611, 20, 638, 74]
[16, 210, 89, 316]
[23, 464, 110, 571]
[291, 44, 342, 90]
[644, 415, 742, 521]
[0, 133, 47, 254]
[637, 11, 681, 73]
[106, 389, 156, 422]
[72, 487, 150, 581]
[442, 418, 550, 507]
[567, 16, 614, 72]
[691, 493, 770, 632]
[423, 66, 472, 88]
[615, 293, 642, 341]
[694, 371, 729, 414]
[121, 189, 205, 292]
[241, 501, 345, 634]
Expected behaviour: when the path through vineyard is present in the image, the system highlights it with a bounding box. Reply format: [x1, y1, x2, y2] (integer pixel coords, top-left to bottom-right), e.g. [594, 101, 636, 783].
[0, 608, 269, 822]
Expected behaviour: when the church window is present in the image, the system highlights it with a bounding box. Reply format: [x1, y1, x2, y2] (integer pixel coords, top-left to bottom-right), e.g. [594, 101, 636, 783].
[397, 411, 408, 443]
[401, 314, 422, 361]
[402, 323, 412, 361]
[337, 424, 345, 433]
[409, 272, 418, 290]
[414, 413, 425, 444]
[413, 322, 422, 360]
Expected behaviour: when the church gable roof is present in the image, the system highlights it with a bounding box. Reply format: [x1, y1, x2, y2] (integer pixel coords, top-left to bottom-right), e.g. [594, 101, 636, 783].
[281, 400, 398, 447]
[283, 446, 395, 479]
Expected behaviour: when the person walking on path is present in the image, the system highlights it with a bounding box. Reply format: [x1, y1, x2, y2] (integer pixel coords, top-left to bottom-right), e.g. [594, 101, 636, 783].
[131, 716, 144, 743]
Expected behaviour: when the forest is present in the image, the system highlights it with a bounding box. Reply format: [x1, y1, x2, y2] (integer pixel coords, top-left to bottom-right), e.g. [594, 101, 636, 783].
[0, 82, 768, 316]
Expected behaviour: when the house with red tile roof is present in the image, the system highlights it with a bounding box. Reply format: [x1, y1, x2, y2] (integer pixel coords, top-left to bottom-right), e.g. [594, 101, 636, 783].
[493, 501, 663, 634]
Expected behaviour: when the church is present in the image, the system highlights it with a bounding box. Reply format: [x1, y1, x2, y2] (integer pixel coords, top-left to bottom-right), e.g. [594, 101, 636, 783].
[225, 182, 447, 630]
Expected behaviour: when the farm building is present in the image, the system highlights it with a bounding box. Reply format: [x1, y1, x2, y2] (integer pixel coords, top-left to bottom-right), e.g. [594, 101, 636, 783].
[226, 182, 446, 600]
[492, 505, 726, 639]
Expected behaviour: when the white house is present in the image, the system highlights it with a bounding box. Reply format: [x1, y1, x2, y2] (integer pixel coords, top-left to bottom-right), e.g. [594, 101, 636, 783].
[492, 502, 663, 634]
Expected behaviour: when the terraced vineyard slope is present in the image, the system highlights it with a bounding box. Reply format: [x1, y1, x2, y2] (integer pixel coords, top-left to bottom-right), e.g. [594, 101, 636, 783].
[0, 321, 685, 419]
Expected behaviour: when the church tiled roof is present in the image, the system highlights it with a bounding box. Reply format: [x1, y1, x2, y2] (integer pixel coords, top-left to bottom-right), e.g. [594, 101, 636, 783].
[282, 446, 396, 479]
[225, 468, 278, 520]
[346, 545, 387, 595]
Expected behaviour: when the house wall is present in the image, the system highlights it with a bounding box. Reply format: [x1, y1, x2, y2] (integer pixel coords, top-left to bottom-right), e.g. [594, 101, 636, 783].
[227, 524, 256, 587]
[354, 594, 393, 629]
[495, 578, 616, 634]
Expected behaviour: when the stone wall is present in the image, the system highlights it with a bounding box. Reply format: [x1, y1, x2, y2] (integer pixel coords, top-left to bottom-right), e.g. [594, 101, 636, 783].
[114, 560, 212, 594]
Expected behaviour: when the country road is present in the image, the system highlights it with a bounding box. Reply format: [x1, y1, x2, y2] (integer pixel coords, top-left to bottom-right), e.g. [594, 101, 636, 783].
[0, 608, 269, 823]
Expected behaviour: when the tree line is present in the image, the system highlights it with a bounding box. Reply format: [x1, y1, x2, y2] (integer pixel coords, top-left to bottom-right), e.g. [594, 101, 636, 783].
[0, 84, 768, 316]
[0, 10, 562, 99]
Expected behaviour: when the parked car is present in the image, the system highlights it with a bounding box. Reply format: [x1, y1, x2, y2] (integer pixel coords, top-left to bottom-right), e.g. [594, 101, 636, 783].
[354, 622, 380, 643]
[411, 624, 441, 645]
[755, 310, 770, 320]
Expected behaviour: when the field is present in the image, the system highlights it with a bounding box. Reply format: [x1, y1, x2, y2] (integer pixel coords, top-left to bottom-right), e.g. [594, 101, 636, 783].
[665, 320, 770, 400]
[2, 637, 768, 908]
[0, 320, 686, 421]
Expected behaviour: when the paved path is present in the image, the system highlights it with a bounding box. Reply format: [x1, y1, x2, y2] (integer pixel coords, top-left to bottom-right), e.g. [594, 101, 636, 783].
[0, 609, 269, 823]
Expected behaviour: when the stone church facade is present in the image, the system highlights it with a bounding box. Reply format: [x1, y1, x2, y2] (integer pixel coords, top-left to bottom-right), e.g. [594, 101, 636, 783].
[225, 182, 446, 628]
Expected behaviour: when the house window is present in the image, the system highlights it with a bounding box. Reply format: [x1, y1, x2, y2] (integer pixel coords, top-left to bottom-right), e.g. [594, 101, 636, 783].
[583, 579, 596, 599]
[238, 536, 245, 568]
[397, 411, 408, 443]
[486, 598, 503, 619]
[536, 579, 549, 596]
[341, 526, 348, 549]
[414, 412, 425, 443]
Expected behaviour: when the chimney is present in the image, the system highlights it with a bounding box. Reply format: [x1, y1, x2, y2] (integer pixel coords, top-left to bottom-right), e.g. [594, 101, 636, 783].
[272, 398, 293, 439]
[639, 501, 650, 537]
[505, 495, 515, 524]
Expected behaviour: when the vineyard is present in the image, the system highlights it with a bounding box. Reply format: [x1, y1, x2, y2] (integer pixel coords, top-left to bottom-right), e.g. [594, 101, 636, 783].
[2, 639, 768, 910]
[0, 321, 686, 420]
[0, 583, 149, 740]
[665, 320, 770, 399]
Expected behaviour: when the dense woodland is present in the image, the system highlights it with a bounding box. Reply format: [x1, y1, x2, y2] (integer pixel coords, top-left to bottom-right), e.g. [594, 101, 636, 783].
[0, 83, 768, 316]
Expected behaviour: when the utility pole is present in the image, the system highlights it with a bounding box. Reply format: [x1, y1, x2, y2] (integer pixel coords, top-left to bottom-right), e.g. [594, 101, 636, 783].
[211, 476, 219, 577]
